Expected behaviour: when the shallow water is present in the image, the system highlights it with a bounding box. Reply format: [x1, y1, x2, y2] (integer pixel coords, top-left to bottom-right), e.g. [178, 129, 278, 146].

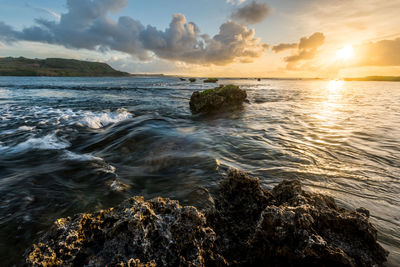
[0, 77, 399, 265]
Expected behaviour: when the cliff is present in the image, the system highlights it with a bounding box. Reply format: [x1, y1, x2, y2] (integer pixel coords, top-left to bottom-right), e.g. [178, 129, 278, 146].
[0, 57, 130, 77]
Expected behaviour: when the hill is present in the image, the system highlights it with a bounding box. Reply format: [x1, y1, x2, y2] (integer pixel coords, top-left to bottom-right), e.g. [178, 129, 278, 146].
[0, 57, 130, 77]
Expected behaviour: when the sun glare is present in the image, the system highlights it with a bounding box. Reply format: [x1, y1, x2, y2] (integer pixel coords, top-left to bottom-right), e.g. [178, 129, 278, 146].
[328, 80, 344, 91]
[336, 45, 354, 61]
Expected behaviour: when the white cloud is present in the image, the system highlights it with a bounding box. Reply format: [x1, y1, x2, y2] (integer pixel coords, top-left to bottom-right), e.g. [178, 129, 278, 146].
[0, 0, 268, 65]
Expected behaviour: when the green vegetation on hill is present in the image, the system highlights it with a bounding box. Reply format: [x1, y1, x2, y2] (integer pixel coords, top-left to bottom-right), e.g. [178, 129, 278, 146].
[0, 57, 130, 77]
[344, 76, 400, 82]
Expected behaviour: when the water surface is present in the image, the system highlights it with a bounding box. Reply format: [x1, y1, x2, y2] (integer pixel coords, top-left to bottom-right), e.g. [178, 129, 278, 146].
[0, 77, 399, 265]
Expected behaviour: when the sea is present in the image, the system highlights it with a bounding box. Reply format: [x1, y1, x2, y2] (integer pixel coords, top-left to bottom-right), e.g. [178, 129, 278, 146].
[0, 76, 399, 265]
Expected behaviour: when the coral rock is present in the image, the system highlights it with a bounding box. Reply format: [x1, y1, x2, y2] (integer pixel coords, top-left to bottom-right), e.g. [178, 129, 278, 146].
[189, 85, 247, 114]
[25, 170, 388, 266]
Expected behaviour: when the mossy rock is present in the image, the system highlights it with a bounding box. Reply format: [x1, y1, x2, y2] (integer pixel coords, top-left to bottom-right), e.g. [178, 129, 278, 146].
[189, 84, 247, 114]
[204, 78, 218, 83]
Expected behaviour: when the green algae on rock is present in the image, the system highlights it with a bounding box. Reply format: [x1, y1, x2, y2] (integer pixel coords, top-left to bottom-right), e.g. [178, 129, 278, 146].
[189, 84, 247, 114]
[203, 78, 218, 83]
[24, 170, 388, 266]
[25, 196, 226, 266]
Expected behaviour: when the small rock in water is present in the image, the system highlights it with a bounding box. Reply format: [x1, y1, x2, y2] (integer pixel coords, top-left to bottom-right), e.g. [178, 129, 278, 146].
[24, 170, 388, 266]
[203, 78, 218, 83]
[189, 84, 247, 114]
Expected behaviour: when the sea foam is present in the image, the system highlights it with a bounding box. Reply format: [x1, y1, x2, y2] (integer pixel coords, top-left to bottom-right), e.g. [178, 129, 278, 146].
[79, 109, 132, 129]
[1, 134, 70, 154]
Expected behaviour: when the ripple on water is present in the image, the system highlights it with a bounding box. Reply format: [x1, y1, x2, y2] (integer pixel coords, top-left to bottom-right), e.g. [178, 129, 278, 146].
[0, 77, 399, 265]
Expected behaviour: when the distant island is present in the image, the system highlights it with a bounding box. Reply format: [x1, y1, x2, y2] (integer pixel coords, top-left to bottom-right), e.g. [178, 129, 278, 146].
[344, 76, 400, 82]
[0, 57, 130, 77]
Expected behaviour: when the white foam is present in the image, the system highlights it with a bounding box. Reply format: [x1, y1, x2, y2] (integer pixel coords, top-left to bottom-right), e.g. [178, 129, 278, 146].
[18, 126, 35, 131]
[63, 151, 103, 162]
[79, 109, 132, 129]
[11, 134, 70, 153]
[0, 105, 132, 130]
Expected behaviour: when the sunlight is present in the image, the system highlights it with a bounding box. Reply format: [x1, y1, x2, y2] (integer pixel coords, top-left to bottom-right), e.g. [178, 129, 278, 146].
[327, 79, 344, 91]
[336, 45, 354, 61]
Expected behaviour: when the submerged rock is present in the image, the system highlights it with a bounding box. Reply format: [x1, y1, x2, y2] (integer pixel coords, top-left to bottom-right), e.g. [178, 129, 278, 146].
[189, 85, 247, 114]
[25, 170, 388, 266]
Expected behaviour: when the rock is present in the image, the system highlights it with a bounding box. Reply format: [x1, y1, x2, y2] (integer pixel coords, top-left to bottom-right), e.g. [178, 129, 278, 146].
[189, 85, 247, 114]
[180, 78, 186, 81]
[24, 197, 227, 267]
[204, 78, 218, 83]
[25, 170, 388, 266]
[189, 78, 196, 83]
[207, 170, 389, 266]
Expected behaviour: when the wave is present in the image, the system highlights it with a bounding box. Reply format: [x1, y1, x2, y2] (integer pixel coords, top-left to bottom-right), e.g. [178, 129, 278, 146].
[0, 106, 133, 130]
[62, 150, 103, 162]
[0, 134, 70, 154]
[78, 109, 132, 129]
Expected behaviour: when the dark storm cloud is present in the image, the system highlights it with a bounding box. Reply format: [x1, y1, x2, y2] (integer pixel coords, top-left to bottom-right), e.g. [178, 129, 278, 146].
[231, 1, 270, 25]
[272, 43, 297, 53]
[0, 0, 269, 65]
[0, 22, 18, 43]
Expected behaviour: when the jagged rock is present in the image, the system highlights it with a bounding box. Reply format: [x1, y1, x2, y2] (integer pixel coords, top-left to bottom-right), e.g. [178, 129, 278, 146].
[25, 170, 388, 266]
[189, 85, 247, 114]
[207, 170, 388, 266]
[24, 197, 226, 267]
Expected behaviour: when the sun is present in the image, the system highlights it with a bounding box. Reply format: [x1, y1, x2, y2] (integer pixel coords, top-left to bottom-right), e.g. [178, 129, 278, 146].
[336, 45, 354, 61]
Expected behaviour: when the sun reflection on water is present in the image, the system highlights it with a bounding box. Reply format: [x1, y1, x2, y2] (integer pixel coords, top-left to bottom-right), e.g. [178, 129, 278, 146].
[327, 80, 345, 92]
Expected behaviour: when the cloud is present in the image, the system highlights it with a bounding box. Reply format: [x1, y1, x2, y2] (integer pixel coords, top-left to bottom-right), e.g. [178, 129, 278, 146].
[354, 38, 400, 66]
[272, 43, 297, 53]
[226, 0, 247, 5]
[0, 22, 18, 43]
[25, 3, 61, 20]
[231, 1, 270, 25]
[0, 0, 268, 65]
[273, 32, 325, 68]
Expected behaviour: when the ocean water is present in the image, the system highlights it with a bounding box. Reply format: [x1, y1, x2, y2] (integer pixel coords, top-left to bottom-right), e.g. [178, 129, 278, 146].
[0, 76, 399, 265]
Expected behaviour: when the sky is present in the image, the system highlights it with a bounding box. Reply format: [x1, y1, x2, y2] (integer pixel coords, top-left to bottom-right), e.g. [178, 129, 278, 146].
[0, 0, 399, 77]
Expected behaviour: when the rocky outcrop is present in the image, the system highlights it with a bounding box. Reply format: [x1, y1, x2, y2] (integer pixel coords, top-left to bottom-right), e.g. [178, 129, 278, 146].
[207, 170, 388, 266]
[25, 170, 388, 266]
[25, 197, 226, 266]
[189, 85, 247, 114]
[203, 78, 218, 83]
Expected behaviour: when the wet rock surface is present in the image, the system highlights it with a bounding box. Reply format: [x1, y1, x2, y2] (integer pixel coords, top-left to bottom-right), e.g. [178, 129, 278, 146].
[208, 170, 388, 266]
[25, 170, 388, 266]
[189, 85, 247, 114]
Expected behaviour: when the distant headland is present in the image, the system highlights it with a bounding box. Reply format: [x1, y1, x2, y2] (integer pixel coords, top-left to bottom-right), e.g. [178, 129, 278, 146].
[344, 76, 400, 82]
[0, 57, 131, 77]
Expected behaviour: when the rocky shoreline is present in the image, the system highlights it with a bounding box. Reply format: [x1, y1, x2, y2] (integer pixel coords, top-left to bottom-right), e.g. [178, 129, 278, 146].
[25, 170, 388, 266]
